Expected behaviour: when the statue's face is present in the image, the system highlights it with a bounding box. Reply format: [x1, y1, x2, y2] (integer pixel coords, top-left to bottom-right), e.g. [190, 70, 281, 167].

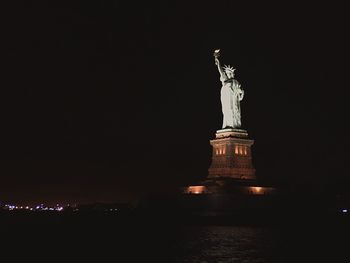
[226, 71, 234, 78]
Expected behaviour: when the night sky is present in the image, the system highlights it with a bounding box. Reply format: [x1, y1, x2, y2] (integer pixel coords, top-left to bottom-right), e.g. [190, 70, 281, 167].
[2, 1, 350, 205]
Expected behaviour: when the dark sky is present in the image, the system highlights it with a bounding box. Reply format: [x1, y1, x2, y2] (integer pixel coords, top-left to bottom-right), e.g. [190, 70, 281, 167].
[2, 1, 350, 205]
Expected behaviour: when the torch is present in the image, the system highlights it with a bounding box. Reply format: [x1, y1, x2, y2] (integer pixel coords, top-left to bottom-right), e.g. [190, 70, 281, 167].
[213, 49, 220, 65]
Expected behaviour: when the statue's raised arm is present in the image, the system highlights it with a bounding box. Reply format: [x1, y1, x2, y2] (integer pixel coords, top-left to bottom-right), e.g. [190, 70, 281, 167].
[214, 49, 226, 81]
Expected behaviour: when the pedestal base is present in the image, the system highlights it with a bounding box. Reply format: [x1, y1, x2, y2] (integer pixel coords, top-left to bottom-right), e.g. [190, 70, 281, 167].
[208, 128, 256, 180]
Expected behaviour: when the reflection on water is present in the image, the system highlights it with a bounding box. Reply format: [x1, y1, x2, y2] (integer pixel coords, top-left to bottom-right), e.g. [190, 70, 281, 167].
[171, 226, 278, 263]
[165, 224, 349, 263]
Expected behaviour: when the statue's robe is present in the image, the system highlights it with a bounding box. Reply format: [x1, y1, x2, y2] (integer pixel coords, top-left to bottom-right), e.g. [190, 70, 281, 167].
[220, 77, 244, 129]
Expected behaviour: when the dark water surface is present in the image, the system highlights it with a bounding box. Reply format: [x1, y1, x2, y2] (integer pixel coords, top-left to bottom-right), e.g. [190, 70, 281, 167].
[1, 213, 349, 262]
[169, 225, 278, 263]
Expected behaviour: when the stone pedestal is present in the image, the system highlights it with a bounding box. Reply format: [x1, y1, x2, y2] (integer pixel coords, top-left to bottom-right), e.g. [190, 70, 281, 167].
[208, 128, 256, 180]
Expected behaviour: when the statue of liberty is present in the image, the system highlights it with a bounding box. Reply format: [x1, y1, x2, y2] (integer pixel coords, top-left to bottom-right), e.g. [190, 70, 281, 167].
[214, 49, 244, 129]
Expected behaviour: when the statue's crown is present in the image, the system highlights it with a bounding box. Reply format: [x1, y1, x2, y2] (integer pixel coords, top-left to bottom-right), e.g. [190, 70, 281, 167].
[223, 65, 235, 73]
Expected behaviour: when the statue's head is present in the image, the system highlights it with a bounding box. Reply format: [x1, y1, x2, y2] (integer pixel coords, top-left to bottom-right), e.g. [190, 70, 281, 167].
[224, 65, 235, 78]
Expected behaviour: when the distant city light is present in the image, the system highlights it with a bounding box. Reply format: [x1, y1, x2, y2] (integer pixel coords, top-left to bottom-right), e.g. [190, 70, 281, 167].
[1, 203, 68, 212]
[342, 209, 348, 213]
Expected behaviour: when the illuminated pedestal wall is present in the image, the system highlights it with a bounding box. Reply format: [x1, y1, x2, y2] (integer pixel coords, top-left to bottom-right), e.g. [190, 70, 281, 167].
[179, 129, 278, 212]
[208, 129, 256, 180]
[182, 128, 264, 195]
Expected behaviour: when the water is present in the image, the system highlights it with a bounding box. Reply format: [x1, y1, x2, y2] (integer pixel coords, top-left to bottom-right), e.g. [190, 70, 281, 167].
[170, 226, 278, 263]
[158, 224, 349, 263]
[1, 213, 349, 262]
[151, 220, 350, 263]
